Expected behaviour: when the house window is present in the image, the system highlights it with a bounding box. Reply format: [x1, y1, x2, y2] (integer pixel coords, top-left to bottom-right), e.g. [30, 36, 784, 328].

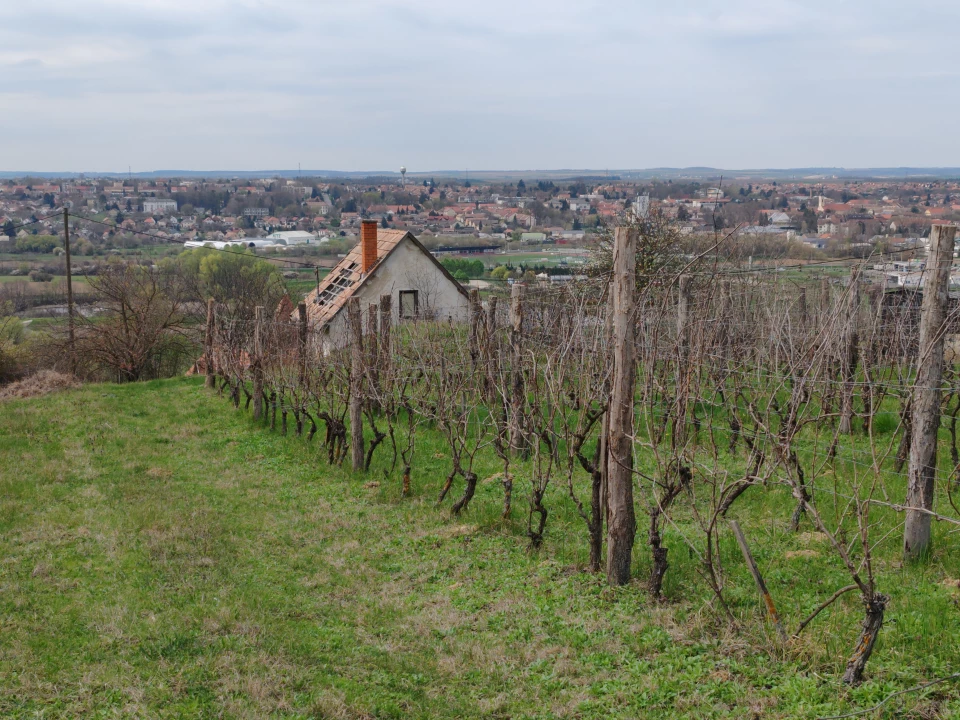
[399, 290, 419, 319]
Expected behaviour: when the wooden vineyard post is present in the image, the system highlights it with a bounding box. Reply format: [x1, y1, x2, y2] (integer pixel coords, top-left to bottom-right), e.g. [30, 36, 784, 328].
[904, 224, 956, 561]
[468, 287, 482, 369]
[839, 265, 861, 434]
[509, 283, 526, 454]
[297, 302, 308, 386]
[205, 298, 215, 389]
[367, 302, 380, 402]
[730, 519, 788, 645]
[379, 294, 392, 394]
[606, 226, 638, 587]
[798, 286, 807, 330]
[484, 295, 498, 404]
[674, 274, 692, 448]
[252, 306, 264, 421]
[719, 280, 732, 361]
[348, 297, 365, 472]
[63, 207, 76, 375]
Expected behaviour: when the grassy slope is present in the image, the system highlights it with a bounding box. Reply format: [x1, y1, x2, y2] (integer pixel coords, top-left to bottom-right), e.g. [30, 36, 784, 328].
[1, 378, 959, 718]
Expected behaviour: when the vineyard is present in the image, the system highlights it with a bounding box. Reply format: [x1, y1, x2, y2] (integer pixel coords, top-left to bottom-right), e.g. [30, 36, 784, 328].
[201, 221, 960, 704]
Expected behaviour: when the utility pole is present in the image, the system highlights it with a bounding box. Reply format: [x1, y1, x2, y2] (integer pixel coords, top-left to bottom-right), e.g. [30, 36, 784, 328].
[63, 207, 76, 375]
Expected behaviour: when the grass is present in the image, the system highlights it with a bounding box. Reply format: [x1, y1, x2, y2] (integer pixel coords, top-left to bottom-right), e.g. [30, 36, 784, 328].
[1, 378, 959, 718]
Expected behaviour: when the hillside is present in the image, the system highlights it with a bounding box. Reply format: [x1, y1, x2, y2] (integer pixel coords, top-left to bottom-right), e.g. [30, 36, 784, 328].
[1, 378, 959, 718]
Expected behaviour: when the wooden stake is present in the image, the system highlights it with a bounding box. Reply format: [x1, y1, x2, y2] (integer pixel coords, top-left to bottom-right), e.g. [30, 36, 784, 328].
[379, 294, 392, 393]
[253, 306, 264, 421]
[468, 287, 482, 369]
[204, 298, 215, 389]
[798, 286, 807, 330]
[606, 226, 638, 586]
[729, 519, 788, 645]
[63, 207, 76, 375]
[484, 295, 498, 403]
[297, 301, 308, 386]
[674, 274, 692, 448]
[905, 224, 956, 560]
[348, 297, 365, 472]
[509, 283, 526, 454]
[367, 302, 379, 401]
[839, 265, 861, 434]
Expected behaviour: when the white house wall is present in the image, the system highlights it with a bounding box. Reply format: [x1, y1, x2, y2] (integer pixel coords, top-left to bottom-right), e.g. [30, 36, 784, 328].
[321, 237, 470, 348]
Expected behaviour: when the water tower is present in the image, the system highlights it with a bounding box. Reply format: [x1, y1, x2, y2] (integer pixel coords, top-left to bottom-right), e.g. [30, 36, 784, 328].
[400, 166, 407, 187]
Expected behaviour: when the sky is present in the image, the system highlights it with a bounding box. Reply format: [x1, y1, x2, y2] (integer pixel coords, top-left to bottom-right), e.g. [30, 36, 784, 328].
[1, 0, 959, 173]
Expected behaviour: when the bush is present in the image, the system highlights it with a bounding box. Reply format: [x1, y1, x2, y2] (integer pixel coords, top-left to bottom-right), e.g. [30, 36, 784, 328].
[441, 258, 485, 278]
[28, 270, 53, 282]
[15, 235, 59, 254]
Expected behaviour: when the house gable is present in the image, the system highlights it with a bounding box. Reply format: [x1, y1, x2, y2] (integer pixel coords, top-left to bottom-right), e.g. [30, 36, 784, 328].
[298, 229, 470, 336]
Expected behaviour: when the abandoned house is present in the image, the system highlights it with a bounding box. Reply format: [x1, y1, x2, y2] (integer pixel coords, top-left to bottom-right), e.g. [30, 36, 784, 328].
[297, 220, 471, 348]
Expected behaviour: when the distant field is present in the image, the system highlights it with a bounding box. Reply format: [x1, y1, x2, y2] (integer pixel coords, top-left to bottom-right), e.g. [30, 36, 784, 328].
[487, 251, 588, 267]
[0, 277, 92, 292]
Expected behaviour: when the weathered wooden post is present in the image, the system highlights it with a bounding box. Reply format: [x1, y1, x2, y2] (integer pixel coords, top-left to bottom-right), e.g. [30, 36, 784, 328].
[674, 274, 692, 448]
[904, 224, 956, 561]
[348, 297, 365, 472]
[366, 302, 379, 402]
[379, 294, 392, 393]
[297, 301, 308, 386]
[468, 287, 482, 368]
[798, 286, 807, 330]
[63, 207, 76, 375]
[839, 265, 861, 434]
[204, 298, 215, 389]
[719, 279, 732, 360]
[484, 295, 498, 403]
[606, 226, 638, 586]
[509, 283, 526, 454]
[252, 306, 264, 421]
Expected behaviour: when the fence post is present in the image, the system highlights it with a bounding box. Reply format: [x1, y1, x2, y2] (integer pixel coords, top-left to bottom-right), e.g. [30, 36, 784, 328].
[253, 306, 264, 421]
[839, 265, 861, 434]
[606, 226, 638, 586]
[905, 224, 956, 561]
[509, 283, 526, 454]
[348, 297, 365, 472]
[204, 298, 215, 389]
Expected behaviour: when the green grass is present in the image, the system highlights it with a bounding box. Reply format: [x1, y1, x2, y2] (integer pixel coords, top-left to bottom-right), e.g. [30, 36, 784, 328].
[1, 378, 959, 718]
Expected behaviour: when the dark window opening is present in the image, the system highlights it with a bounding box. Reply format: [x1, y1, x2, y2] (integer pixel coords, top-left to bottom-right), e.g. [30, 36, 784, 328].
[399, 290, 419, 319]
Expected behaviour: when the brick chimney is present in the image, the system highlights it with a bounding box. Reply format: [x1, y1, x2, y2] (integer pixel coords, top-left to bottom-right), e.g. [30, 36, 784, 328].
[361, 220, 378, 273]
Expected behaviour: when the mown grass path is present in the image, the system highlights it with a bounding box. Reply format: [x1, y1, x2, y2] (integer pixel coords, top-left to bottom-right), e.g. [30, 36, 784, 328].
[0, 378, 958, 718]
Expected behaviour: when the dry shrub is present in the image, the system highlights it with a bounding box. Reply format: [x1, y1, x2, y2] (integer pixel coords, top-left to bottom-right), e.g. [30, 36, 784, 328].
[0, 369, 80, 400]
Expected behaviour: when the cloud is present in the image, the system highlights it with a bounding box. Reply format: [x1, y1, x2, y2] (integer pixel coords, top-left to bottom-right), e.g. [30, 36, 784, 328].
[0, 0, 959, 170]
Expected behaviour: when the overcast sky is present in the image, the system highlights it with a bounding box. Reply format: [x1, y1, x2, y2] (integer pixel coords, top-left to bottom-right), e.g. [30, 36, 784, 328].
[1, 0, 959, 172]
